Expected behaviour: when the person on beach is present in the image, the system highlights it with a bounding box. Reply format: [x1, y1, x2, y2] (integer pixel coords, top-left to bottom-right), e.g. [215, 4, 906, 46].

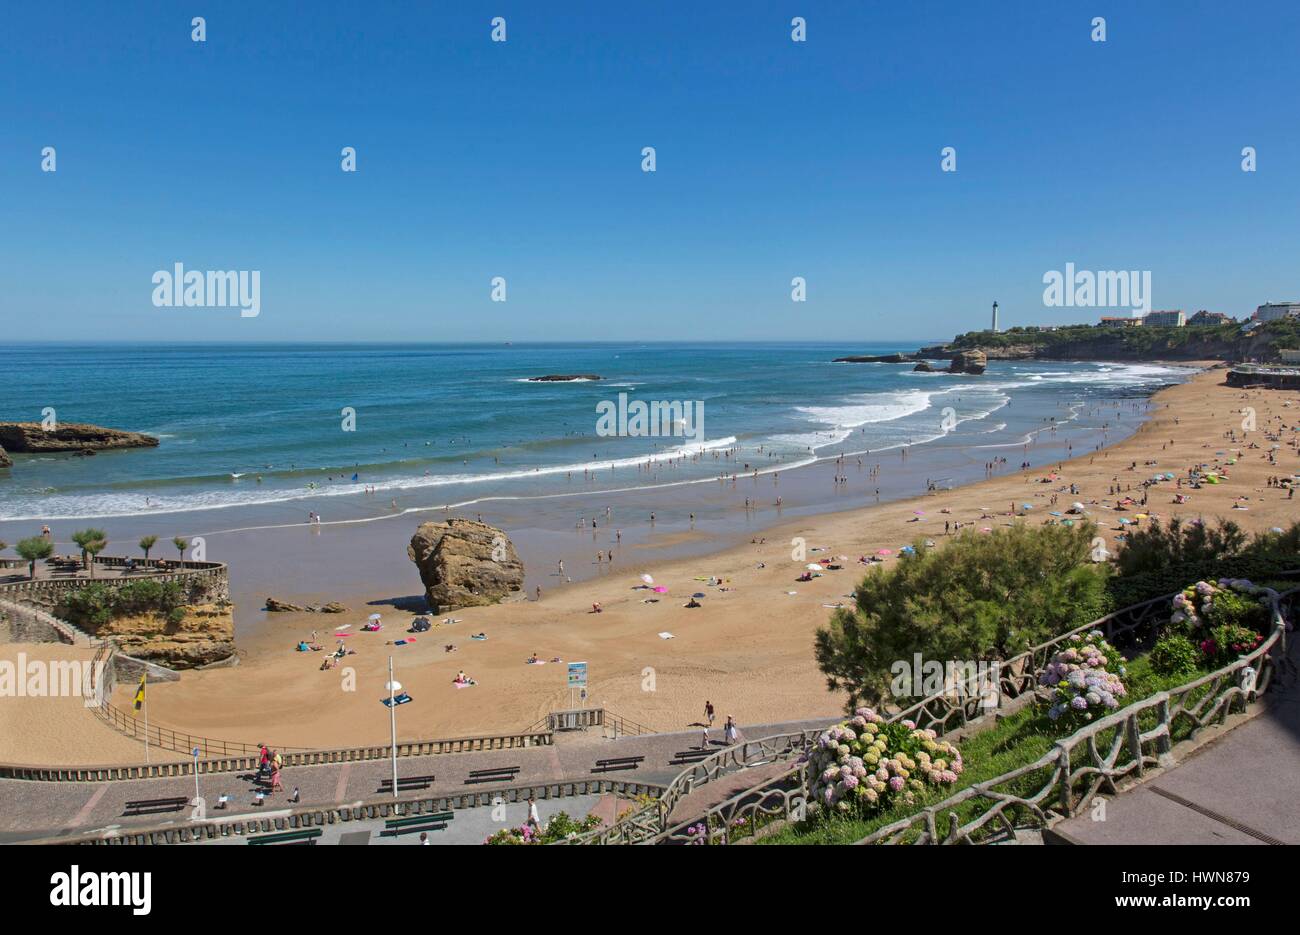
[527, 795, 541, 831]
[700, 725, 710, 749]
[724, 715, 739, 744]
[705, 700, 715, 726]
[271, 765, 283, 793]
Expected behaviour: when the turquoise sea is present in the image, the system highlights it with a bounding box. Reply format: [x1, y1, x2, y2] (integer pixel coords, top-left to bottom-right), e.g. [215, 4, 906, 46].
[0, 342, 1195, 523]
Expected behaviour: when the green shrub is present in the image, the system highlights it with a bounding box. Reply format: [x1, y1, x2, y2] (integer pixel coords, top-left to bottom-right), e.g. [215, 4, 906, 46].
[1105, 554, 1297, 610]
[1206, 589, 1270, 633]
[59, 579, 188, 630]
[815, 523, 1109, 709]
[1150, 633, 1200, 677]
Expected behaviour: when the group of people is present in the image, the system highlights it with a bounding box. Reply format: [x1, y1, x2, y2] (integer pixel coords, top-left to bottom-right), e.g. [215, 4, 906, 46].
[700, 701, 739, 748]
[256, 744, 284, 792]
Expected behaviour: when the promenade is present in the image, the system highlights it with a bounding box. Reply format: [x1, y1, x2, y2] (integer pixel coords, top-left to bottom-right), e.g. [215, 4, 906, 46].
[0, 716, 834, 843]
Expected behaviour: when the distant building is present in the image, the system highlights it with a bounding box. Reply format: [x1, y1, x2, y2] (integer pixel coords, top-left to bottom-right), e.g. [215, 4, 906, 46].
[1143, 309, 1185, 328]
[1098, 316, 1142, 328]
[1255, 302, 1300, 322]
[1188, 310, 1233, 326]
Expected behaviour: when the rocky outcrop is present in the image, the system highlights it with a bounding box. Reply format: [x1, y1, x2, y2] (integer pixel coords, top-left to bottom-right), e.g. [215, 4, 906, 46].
[264, 598, 348, 614]
[0, 445, 10, 468]
[949, 349, 987, 374]
[911, 350, 986, 375]
[834, 353, 914, 364]
[407, 519, 524, 612]
[0, 421, 159, 453]
[95, 602, 235, 669]
[527, 374, 603, 382]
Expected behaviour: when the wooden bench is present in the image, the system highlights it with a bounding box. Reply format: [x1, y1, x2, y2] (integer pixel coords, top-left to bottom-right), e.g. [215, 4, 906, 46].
[592, 755, 645, 774]
[247, 828, 322, 846]
[377, 774, 435, 793]
[380, 811, 454, 837]
[463, 766, 520, 785]
[669, 749, 713, 765]
[123, 796, 190, 817]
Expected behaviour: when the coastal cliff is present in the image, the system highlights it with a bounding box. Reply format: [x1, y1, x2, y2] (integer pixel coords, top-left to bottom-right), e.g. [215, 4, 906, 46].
[0, 421, 159, 454]
[838, 318, 1300, 366]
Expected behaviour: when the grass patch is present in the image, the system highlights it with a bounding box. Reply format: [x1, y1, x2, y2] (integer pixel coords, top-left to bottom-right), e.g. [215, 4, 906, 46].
[758, 654, 1221, 845]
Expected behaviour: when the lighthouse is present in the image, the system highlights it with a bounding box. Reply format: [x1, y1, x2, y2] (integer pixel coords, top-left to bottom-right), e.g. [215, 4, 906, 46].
[991, 301, 999, 333]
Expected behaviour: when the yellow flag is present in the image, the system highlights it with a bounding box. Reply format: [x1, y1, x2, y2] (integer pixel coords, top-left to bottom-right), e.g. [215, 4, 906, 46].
[133, 675, 146, 712]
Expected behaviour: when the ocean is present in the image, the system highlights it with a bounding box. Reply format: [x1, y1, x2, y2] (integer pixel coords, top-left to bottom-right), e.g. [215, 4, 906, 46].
[0, 342, 1195, 524]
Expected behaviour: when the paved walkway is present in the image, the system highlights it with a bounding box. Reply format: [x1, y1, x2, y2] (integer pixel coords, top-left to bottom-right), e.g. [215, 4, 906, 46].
[0, 716, 834, 843]
[1050, 673, 1300, 845]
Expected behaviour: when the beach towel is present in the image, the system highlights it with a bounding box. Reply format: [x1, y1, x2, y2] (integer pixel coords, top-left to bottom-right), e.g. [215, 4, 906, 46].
[471, 634, 488, 641]
[454, 681, 476, 689]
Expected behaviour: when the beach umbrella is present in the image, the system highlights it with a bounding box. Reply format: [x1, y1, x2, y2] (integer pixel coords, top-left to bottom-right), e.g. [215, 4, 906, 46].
[1271, 527, 1285, 534]
[369, 613, 382, 622]
[900, 546, 915, 554]
[692, 592, 706, 598]
[1072, 502, 1085, 511]
[913, 510, 924, 515]
[652, 585, 668, 593]
[806, 564, 822, 571]
[640, 573, 655, 585]
[1021, 503, 1033, 510]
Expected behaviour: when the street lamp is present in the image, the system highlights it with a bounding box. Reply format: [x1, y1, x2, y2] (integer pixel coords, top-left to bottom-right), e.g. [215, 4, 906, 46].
[384, 657, 400, 799]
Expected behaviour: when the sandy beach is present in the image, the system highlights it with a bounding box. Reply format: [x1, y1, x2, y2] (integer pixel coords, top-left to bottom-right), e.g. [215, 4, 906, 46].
[8, 367, 1298, 765]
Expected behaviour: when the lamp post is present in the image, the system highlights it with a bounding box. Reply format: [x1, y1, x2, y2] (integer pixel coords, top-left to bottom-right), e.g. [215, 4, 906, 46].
[385, 656, 399, 798]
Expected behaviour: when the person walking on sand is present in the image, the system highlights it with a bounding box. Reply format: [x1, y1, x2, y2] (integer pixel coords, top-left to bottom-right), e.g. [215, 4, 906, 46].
[705, 700, 715, 727]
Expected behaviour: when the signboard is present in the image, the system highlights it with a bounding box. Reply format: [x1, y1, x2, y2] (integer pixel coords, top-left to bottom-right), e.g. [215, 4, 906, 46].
[567, 661, 588, 689]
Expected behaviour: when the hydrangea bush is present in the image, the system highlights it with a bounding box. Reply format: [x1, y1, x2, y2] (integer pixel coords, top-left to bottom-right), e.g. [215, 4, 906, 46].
[1170, 578, 1271, 667]
[805, 707, 962, 816]
[1038, 630, 1128, 724]
[483, 810, 601, 845]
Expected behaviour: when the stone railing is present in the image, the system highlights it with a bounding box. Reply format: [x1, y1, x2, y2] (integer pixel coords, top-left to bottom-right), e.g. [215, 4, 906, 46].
[32, 776, 669, 845]
[0, 596, 98, 646]
[0, 558, 228, 605]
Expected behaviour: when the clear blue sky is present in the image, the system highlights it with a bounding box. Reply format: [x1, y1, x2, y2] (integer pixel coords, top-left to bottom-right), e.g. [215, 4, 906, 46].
[2, 1, 1297, 342]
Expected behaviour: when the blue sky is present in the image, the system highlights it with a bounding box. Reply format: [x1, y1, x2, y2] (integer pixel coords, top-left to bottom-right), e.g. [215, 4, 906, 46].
[2, 0, 1298, 342]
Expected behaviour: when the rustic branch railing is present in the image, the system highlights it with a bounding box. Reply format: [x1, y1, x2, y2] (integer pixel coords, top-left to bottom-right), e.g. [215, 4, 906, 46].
[576, 577, 1295, 845]
[651, 586, 1294, 845]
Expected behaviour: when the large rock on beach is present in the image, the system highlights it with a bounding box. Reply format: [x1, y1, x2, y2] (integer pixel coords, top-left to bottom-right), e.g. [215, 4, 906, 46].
[264, 597, 306, 612]
[948, 349, 988, 375]
[407, 519, 524, 613]
[0, 445, 10, 468]
[0, 421, 159, 453]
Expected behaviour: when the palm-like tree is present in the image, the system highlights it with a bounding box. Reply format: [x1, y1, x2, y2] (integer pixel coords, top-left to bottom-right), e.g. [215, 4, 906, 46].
[83, 536, 108, 577]
[71, 528, 108, 574]
[173, 536, 189, 564]
[139, 535, 158, 562]
[16, 537, 54, 580]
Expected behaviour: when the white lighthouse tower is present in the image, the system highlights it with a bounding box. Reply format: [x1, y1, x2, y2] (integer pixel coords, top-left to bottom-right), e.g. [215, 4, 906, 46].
[991, 300, 999, 333]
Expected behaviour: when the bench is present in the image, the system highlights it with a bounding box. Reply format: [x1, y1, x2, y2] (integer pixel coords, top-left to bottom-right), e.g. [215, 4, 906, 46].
[669, 749, 713, 765]
[123, 796, 190, 817]
[247, 828, 322, 846]
[463, 766, 520, 785]
[592, 755, 645, 774]
[380, 811, 454, 837]
[377, 774, 435, 793]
